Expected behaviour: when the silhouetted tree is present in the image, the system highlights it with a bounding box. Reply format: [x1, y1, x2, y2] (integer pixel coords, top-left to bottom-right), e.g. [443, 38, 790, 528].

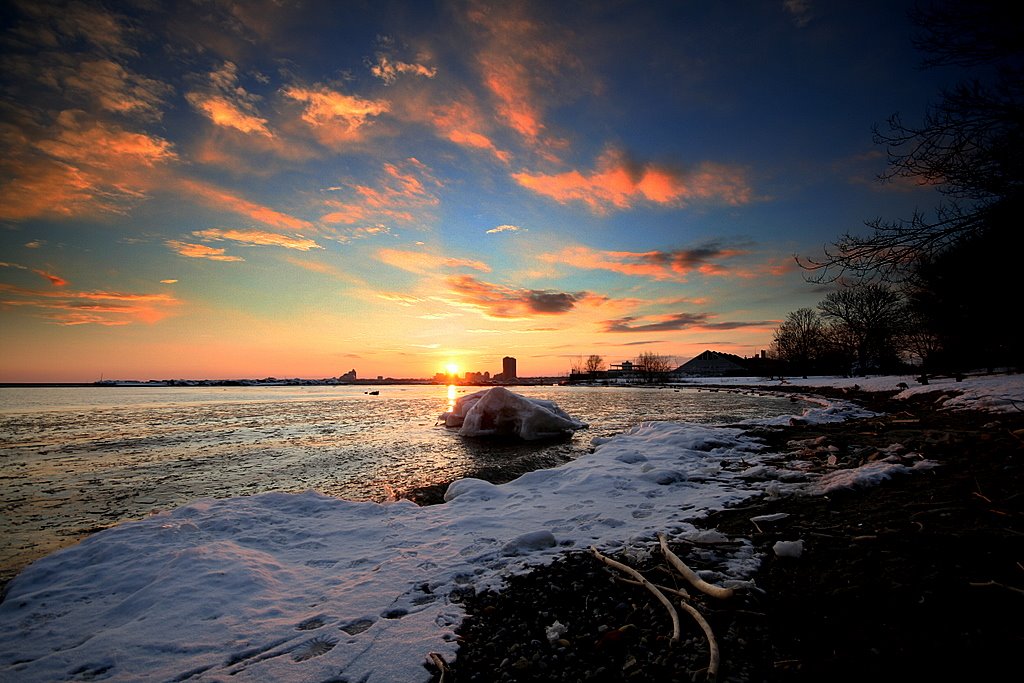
[818, 285, 907, 374]
[633, 352, 674, 383]
[771, 308, 826, 378]
[584, 354, 605, 374]
[800, 0, 1024, 284]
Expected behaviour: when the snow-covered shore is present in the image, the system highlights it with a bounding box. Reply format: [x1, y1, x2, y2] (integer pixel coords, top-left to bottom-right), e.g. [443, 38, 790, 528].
[0, 373, 1019, 682]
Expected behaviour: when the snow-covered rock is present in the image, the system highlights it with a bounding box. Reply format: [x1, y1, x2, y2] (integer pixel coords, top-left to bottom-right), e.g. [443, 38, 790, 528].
[440, 386, 588, 440]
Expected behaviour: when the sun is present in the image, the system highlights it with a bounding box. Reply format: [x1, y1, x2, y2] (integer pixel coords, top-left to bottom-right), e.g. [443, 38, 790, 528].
[445, 362, 459, 376]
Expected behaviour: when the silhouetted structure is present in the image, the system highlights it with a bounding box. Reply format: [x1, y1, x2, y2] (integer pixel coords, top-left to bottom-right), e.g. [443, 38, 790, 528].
[502, 356, 517, 380]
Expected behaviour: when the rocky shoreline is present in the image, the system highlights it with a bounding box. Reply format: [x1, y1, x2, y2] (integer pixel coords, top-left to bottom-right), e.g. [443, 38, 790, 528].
[432, 385, 1024, 681]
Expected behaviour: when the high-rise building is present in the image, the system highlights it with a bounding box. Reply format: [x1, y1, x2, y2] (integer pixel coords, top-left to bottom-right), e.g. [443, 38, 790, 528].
[502, 356, 517, 379]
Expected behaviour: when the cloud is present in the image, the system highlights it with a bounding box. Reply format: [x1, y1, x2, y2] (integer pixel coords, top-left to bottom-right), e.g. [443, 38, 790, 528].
[0, 282, 180, 325]
[603, 312, 776, 333]
[166, 240, 244, 262]
[463, 1, 581, 155]
[371, 54, 437, 84]
[33, 269, 67, 286]
[486, 224, 526, 234]
[0, 109, 177, 221]
[540, 242, 747, 281]
[376, 249, 491, 275]
[783, 0, 814, 27]
[64, 59, 173, 121]
[604, 312, 711, 333]
[192, 228, 321, 251]
[179, 180, 313, 231]
[421, 96, 511, 163]
[160, 279, 178, 284]
[283, 85, 389, 146]
[24, 240, 45, 249]
[443, 274, 599, 319]
[321, 158, 440, 226]
[186, 62, 271, 136]
[513, 149, 754, 214]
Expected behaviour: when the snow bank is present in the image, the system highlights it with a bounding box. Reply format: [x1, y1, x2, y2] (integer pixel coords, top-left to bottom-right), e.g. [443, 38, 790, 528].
[440, 386, 588, 440]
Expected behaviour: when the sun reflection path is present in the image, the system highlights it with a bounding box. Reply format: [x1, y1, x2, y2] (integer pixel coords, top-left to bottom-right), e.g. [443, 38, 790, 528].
[446, 384, 457, 412]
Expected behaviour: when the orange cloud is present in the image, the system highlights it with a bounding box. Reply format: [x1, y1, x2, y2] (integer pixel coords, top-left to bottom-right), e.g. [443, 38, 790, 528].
[186, 93, 272, 136]
[321, 158, 440, 226]
[166, 240, 244, 262]
[33, 269, 68, 286]
[0, 109, 176, 220]
[541, 243, 748, 281]
[426, 97, 511, 163]
[371, 54, 437, 84]
[513, 149, 753, 213]
[0, 283, 180, 325]
[186, 61, 271, 136]
[283, 85, 389, 145]
[464, 1, 579, 156]
[376, 248, 491, 275]
[442, 274, 602, 319]
[64, 59, 172, 121]
[178, 180, 313, 232]
[192, 228, 321, 251]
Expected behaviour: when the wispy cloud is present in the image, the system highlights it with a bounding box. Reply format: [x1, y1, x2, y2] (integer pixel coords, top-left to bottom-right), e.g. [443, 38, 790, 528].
[284, 85, 390, 146]
[179, 180, 313, 232]
[376, 249, 491, 275]
[486, 224, 526, 234]
[192, 228, 321, 251]
[463, 0, 579, 156]
[0, 109, 176, 221]
[0, 282, 180, 325]
[540, 242, 748, 281]
[514, 149, 753, 214]
[603, 312, 775, 333]
[166, 240, 244, 262]
[321, 158, 440, 226]
[370, 54, 437, 84]
[442, 274, 602, 319]
[186, 61, 271, 137]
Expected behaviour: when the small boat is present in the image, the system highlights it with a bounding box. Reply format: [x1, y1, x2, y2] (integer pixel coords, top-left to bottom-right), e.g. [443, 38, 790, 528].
[365, 390, 379, 395]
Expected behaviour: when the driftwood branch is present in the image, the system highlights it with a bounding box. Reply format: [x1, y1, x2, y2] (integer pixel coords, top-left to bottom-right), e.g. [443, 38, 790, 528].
[427, 653, 449, 683]
[677, 599, 721, 682]
[658, 532, 735, 599]
[589, 546, 681, 643]
[614, 576, 691, 600]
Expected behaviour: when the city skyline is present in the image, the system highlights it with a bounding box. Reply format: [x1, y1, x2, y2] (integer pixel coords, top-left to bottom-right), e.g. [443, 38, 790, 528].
[0, 0, 955, 382]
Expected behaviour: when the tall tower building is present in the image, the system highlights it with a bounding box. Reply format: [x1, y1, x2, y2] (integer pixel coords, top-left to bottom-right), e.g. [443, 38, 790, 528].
[502, 356, 517, 380]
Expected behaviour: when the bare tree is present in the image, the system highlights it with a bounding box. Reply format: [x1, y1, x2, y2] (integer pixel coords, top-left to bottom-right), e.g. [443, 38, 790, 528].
[771, 308, 826, 378]
[633, 351, 674, 383]
[799, 0, 1024, 284]
[569, 356, 584, 375]
[818, 285, 907, 374]
[584, 354, 605, 374]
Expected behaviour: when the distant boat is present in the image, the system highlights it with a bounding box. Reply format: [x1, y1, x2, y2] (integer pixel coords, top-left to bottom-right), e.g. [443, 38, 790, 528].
[365, 390, 379, 395]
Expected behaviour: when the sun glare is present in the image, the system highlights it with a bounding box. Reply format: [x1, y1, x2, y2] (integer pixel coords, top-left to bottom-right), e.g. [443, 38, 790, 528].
[445, 362, 459, 376]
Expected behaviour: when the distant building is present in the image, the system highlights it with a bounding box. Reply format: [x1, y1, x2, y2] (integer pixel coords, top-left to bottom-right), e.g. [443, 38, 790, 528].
[502, 356, 517, 380]
[673, 350, 749, 377]
[339, 369, 357, 382]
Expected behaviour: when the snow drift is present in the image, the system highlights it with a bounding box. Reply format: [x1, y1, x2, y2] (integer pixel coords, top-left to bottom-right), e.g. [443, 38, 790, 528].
[440, 386, 588, 440]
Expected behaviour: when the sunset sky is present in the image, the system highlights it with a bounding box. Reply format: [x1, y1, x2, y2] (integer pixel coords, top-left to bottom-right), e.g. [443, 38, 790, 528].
[0, 0, 954, 382]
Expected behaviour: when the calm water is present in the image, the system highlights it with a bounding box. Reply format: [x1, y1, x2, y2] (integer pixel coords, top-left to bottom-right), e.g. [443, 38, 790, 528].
[0, 383, 801, 583]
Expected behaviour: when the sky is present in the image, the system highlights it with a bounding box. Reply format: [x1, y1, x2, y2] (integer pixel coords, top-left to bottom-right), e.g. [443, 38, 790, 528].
[0, 0, 956, 382]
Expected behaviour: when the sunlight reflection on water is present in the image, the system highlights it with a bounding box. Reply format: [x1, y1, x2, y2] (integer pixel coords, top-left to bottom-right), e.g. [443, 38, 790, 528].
[0, 383, 802, 582]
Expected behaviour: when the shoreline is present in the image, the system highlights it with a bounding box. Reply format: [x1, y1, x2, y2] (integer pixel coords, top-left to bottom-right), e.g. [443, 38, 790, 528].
[446, 384, 1024, 681]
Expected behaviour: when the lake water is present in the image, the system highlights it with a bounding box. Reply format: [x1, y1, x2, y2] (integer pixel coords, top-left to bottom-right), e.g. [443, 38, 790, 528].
[0, 383, 802, 584]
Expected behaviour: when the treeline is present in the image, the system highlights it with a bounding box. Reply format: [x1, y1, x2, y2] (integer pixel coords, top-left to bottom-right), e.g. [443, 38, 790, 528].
[782, 1, 1023, 378]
